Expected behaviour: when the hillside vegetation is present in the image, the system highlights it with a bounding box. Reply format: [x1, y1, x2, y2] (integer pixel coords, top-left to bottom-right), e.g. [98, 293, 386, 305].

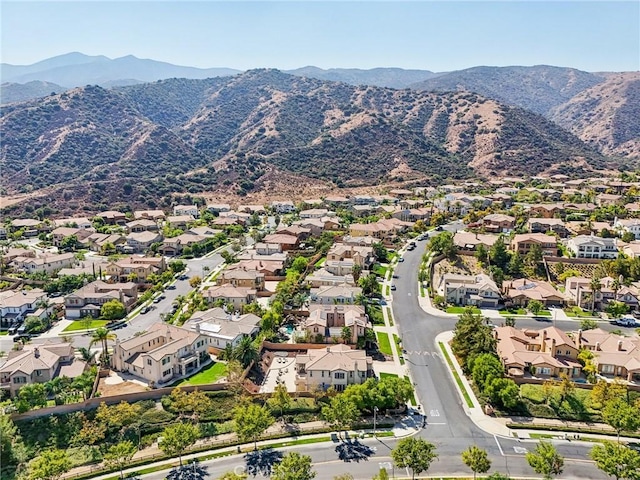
[0, 69, 619, 214]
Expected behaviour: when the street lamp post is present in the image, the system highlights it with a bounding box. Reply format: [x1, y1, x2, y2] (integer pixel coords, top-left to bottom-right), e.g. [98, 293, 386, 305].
[373, 406, 378, 437]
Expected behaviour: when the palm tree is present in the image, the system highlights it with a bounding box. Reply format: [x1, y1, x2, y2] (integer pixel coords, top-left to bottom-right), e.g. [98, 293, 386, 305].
[611, 277, 622, 301]
[90, 327, 117, 364]
[78, 347, 97, 364]
[590, 276, 602, 312]
[233, 336, 258, 368]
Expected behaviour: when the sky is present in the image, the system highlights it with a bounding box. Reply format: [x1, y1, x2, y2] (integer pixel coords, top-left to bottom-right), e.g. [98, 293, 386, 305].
[1, 1, 639, 72]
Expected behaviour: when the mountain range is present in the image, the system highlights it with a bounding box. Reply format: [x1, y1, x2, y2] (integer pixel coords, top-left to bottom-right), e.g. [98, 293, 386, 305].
[1, 68, 622, 216]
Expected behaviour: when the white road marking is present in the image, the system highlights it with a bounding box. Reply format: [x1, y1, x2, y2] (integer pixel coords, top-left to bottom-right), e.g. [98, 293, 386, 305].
[428, 422, 447, 425]
[379, 462, 392, 470]
[407, 292, 412, 296]
[494, 435, 505, 456]
[429, 409, 440, 417]
[514, 446, 528, 454]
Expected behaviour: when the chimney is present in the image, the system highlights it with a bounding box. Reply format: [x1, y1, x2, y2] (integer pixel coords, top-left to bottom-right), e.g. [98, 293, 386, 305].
[552, 338, 556, 354]
[577, 329, 583, 347]
[195, 323, 201, 333]
[34, 348, 40, 358]
[541, 330, 547, 352]
[618, 340, 623, 351]
[596, 342, 600, 351]
[326, 346, 331, 352]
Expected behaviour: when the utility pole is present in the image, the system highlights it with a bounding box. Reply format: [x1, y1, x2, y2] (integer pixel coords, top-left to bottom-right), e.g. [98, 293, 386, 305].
[373, 406, 378, 437]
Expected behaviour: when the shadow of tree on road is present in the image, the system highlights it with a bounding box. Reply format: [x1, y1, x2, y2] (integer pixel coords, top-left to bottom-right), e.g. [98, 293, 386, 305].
[165, 461, 208, 480]
[335, 439, 376, 463]
[244, 448, 284, 476]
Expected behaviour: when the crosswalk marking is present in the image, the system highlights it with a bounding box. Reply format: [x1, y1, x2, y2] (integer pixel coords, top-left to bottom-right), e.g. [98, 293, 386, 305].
[403, 350, 438, 356]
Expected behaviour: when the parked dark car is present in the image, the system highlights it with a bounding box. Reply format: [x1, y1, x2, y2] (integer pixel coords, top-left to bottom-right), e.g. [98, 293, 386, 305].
[141, 306, 151, 314]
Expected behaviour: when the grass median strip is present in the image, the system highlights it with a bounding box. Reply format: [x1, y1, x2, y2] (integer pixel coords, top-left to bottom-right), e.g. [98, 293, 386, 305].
[438, 342, 474, 408]
[377, 331, 393, 356]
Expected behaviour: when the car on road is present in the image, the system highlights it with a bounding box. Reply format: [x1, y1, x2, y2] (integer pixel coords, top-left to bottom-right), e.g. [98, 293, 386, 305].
[398, 257, 405, 262]
[141, 306, 151, 314]
[13, 334, 31, 342]
[611, 317, 639, 327]
[392, 274, 399, 278]
[178, 274, 189, 280]
[390, 285, 396, 291]
[166, 284, 176, 290]
[153, 295, 166, 303]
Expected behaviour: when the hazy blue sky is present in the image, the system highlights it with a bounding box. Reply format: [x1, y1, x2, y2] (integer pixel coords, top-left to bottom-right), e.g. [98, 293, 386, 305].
[2, 1, 639, 72]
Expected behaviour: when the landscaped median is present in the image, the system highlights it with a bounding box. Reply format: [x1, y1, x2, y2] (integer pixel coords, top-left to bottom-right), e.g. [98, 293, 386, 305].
[376, 331, 393, 356]
[438, 342, 474, 409]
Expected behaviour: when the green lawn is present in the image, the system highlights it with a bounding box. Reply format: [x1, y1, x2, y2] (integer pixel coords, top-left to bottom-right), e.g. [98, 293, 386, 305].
[537, 309, 553, 317]
[446, 306, 480, 314]
[385, 307, 393, 326]
[439, 342, 474, 408]
[376, 332, 393, 356]
[393, 334, 405, 365]
[63, 320, 109, 332]
[177, 362, 227, 386]
[0, 331, 8, 336]
[564, 306, 597, 318]
[367, 304, 385, 325]
[379, 372, 398, 379]
[419, 283, 425, 297]
[314, 257, 326, 267]
[499, 308, 526, 315]
[373, 263, 388, 278]
[385, 285, 390, 296]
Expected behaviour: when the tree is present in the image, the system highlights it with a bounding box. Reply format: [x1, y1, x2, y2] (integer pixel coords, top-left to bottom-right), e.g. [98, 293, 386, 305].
[168, 260, 186, 273]
[269, 383, 292, 422]
[451, 308, 497, 372]
[391, 437, 438, 480]
[352, 264, 362, 282]
[271, 452, 316, 480]
[321, 395, 360, 437]
[372, 242, 388, 262]
[90, 327, 117, 363]
[27, 449, 71, 480]
[103, 441, 137, 479]
[486, 377, 520, 410]
[0, 413, 26, 470]
[358, 273, 381, 296]
[169, 387, 214, 423]
[475, 244, 489, 265]
[590, 379, 627, 409]
[602, 397, 640, 441]
[607, 301, 630, 318]
[372, 469, 390, 480]
[291, 256, 308, 274]
[60, 234, 79, 252]
[470, 354, 504, 392]
[100, 299, 126, 320]
[525, 243, 544, 267]
[507, 252, 524, 276]
[621, 231, 636, 243]
[527, 299, 544, 316]
[232, 335, 259, 368]
[462, 445, 491, 480]
[580, 318, 598, 331]
[504, 316, 516, 327]
[341, 326, 352, 344]
[260, 309, 282, 332]
[541, 379, 557, 405]
[526, 441, 564, 479]
[189, 276, 202, 288]
[590, 441, 640, 480]
[591, 276, 603, 312]
[158, 422, 199, 465]
[15, 383, 48, 412]
[429, 231, 456, 259]
[558, 373, 575, 402]
[233, 402, 274, 449]
[489, 237, 509, 270]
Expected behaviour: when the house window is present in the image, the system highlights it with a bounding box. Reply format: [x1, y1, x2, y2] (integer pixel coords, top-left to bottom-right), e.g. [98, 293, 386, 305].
[602, 364, 615, 374]
[13, 377, 27, 384]
[540, 367, 551, 375]
[162, 369, 172, 377]
[335, 372, 345, 379]
[147, 360, 152, 366]
[162, 357, 171, 365]
[321, 371, 325, 377]
[35, 370, 42, 377]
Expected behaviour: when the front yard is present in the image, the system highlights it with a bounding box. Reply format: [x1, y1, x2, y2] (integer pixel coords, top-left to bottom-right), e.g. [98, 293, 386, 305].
[446, 306, 481, 314]
[376, 331, 393, 356]
[63, 319, 109, 332]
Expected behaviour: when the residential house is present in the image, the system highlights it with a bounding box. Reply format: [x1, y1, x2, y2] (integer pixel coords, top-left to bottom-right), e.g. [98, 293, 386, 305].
[13, 253, 77, 275]
[567, 235, 619, 259]
[166, 215, 195, 229]
[255, 243, 282, 256]
[566, 221, 611, 237]
[112, 323, 209, 386]
[97, 211, 127, 225]
[623, 242, 640, 259]
[126, 231, 163, 253]
[306, 268, 356, 288]
[614, 218, 640, 240]
[564, 276, 639, 310]
[52, 217, 94, 229]
[596, 193, 623, 206]
[0, 343, 87, 397]
[1, 248, 35, 266]
[84, 233, 126, 253]
[275, 225, 311, 241]
[0, 289, 48, 329]
[436, 273, 501, 307]
[10, 219, 47, 237]
[309, 284, 363, 304]
[202, 284, 256, 309]
[238, 205, 267, 214]
[271, 201, 296, 214]
[527, 218, 570, 238]
[105, 256, 166, 283]
[495, 326, 582, 378]
[51, 227, 92, 248]
[64, 281, 138, 319]
[134, 210, 166, 221]
[189, 226, 223, 237]
[326, 244, 374, 270]
[184, 308, 261, 350]
[207, 203, 231, 213]
[352, 195, 376, 205]
[482, 214, 516, 233]
[160, 233, 208, 256]
[453, 232, 500, 251]
[212, 216, 245, 228]
[295, 344, 373, 392]
[574, 328, 640, 382]
[125, 219, 159, 233]
[219, 269, 265, 291]
[173, 205, 200, 218]
[348, 218, 412, 241]
[304, 305, 370, 344]
[510, 233, 558, 256]
[262, 234, 300, 252]
[300, 209, 330, 219]
[324, 196, 351, 208]
[502, 279, 565, 307]
[228, 259, 285, 277]
[529, 204, 564, 219]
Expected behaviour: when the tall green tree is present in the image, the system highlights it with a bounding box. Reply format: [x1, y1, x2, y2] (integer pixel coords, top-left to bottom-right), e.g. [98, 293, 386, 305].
[429, 231, 456, 259]
[158, 422, 199, 466]
[526, 441, 564, 479]
[321, 395, 360, 437]
[14, 383, 48, 412]
[271, 452, 316, 480]
[451, 308, 497, 372]
[462, 445, 491, 480]
[590, 441, 640, 480]
[100, 299, 126, 320]
[358, 273, 381, 296]
[490, 236, 509, 270]
[269, 383, 292, 422]
[470, 353, 504, 392]
[26, 449, 71, 480]
[233, 402, 274, 449]
[232, 336, 259, 368]
[527, 299, 544, 316]
[391, 437, 438, 480]
[0, 413, 26, 471]
[103, 441, 137, 479]
[602, 398, 640, 441]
